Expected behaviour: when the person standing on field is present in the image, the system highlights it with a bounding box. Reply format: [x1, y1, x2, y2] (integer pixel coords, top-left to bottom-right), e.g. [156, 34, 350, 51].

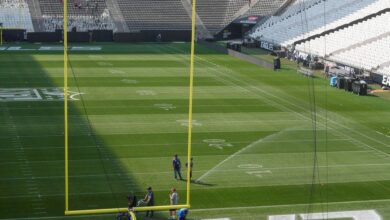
[169, 187, 178, 219]
[173, 154, 183, 180]
[144, 186, 154, 218]
[185, 157, 193, 179]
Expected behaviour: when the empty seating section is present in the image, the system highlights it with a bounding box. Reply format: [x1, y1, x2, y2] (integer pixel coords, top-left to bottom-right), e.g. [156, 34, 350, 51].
[224, 0, 247, 25]
[0, 0, 34, 32]
[1, 0, 289, 34]
[329, 34, 390, 70]
[39, 0, 106, 16]
[295, 12, 390, 56]
[38, 0, 116, 32]
[377, 65, 390, 76]
[244, 0, 286, 17]
[196, 0, 230, 33]
[116, 0, 191, 31]
[251, 0, 390, 46]
[197, 0, 253, 33]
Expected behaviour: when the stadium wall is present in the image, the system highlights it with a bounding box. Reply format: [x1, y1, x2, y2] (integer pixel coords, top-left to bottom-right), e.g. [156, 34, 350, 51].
[92, 30, 114, 42]
[114, 30, 191, 42]
[68, 32, 90, 42]
[27, 32, 61, 42]
[26, 30, 113, 43]
[2, 29, 26, 42]
[24, 30, 190, 43]
[201, 41, 274, 69]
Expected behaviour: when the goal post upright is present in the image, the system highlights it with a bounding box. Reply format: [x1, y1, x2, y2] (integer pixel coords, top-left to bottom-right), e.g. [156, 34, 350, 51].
[186, 0, 197, 207]
[64, 0, 197, 215]
[63, 0, 69, 213]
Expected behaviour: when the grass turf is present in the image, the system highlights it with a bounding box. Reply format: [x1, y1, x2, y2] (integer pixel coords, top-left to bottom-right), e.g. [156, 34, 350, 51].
[0, 43, 389, 220]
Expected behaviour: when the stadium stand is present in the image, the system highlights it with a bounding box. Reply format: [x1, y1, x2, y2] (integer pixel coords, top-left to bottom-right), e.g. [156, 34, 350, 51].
[328, 34, 390, 71]
[0, 0, 34, 32]
[295, 11, 390, 57]
[196, 0, 239, 33]
[116, 0, 191, 31]
[244, 0, 287, 17]
[250, 0, 390, 47]
[0, 0, 287, 35]
[196, 0, 287, 34]
[38, 0, 116, 32]
[377, 65, 390, 76]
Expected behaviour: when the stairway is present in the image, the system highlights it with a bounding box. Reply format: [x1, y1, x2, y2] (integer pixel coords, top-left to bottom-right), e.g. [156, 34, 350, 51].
[26, 0, 43, 32]
[105, 0, 129, 32]
[180, 0, 213, 39]
[233, 0, 260, 19]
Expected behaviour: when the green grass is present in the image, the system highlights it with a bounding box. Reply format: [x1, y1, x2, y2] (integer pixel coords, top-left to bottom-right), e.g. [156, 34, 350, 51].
[0, 43, 389, 220]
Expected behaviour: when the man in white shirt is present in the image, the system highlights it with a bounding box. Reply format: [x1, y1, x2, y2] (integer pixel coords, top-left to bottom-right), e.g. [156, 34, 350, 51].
[169, 188, 178, 219]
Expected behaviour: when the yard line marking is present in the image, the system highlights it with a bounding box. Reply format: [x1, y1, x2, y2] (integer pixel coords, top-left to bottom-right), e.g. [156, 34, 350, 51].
[1, 161, 389, 181]
[0, 149, 380, 167]
[33, 207, 46, 210]
[0, 103, 269, 111]
[200, 58, 390, 158]
[191, 199, 390, 212]
[170, 45, 389, 159]
[169, 45, 390, 149]
[34, 211, 47, 214]
[26, 183, 37, 187]
[196, 130, 284, 182]
[269, 214, 295, 220]
[193, 54, 390, 167]
[0, 118, 305, 129]
[2, 175, 390, 198]
[0, 138, 351, 151]
[345, 138, 390, 159]
[202, 218, 230, 220]
[32, 89, 42, 100]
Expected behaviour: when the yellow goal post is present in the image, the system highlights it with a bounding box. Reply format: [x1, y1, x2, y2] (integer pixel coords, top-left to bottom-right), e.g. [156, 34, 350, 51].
[63, 0, 197, 216]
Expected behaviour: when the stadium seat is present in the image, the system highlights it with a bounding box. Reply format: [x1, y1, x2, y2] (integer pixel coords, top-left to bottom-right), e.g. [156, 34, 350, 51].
[0, 0, 34, 32]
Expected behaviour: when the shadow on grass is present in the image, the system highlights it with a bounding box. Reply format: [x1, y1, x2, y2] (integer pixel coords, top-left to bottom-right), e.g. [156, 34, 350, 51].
[0, 44, 176, 219]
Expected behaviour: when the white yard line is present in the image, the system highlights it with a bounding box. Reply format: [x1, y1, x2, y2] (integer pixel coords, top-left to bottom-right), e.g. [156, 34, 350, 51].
[196, 130, 290, 182]
[193, 53, 390, 154]
[177, 45, 390, 149]
[32, 89, 43, 100]
[1, 149, 370, 165]
[0, 104, 47, 215]
[0, 119, 306, 129]
[1, 159, 388, 181]
[0, 138, 351, 152]
[191, 199, 390, 212]
[163, 46, 390, 184]
[3, 104, 271, 110]
[4, 175, 390, 199]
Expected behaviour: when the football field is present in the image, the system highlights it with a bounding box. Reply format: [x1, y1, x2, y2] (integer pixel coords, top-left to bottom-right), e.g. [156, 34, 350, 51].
[0, 43, 389, 220]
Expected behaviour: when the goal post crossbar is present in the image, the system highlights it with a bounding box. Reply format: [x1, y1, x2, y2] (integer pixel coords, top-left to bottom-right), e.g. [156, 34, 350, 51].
[65, 205, 190, 216]
[63, 0, 197, 216]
